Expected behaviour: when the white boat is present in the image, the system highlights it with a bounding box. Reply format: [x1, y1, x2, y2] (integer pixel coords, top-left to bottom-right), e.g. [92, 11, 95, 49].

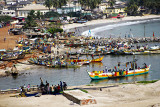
[150, 45, 160, 50]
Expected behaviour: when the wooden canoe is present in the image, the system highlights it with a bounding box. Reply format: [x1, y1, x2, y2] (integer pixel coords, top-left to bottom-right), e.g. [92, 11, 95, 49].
[87, 65, 151, 80]
[91, 56, 104, 62]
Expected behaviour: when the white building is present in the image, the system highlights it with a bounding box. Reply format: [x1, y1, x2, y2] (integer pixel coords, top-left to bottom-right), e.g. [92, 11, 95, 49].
[57, 4, 81, 14]
[0, 9, 16, 17]
[17, 3, 53, 17]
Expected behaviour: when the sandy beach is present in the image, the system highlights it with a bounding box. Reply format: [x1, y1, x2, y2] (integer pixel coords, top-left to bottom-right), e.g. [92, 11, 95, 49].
[63, 15, 160, 33]
[0, 81, 160, 107]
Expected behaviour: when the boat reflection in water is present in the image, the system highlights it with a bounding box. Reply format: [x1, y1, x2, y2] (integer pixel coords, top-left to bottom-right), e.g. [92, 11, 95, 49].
[89, 62, 103, 68]
[90, 73, 149, 84]
[12, 74, 18, 79]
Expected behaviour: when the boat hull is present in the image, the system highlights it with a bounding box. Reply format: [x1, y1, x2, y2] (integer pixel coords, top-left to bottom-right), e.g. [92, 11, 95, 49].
[87, 65, 151, 80]
[91, 56, 104, 62]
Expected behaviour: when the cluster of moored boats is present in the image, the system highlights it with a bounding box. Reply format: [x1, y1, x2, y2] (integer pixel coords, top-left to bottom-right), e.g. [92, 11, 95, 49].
[79, 45, 160, 56]
[28, 55, 104, 68]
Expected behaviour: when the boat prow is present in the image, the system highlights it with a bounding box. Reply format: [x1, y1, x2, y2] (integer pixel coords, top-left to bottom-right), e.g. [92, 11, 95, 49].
[91, 56, 104, 62]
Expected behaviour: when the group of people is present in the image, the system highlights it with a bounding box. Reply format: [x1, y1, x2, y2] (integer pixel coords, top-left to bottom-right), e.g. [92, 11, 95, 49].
[40, 77, 67, 95]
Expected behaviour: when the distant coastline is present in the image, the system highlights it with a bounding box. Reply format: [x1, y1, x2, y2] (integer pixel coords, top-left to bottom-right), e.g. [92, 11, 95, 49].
[63, 15, 160, 36]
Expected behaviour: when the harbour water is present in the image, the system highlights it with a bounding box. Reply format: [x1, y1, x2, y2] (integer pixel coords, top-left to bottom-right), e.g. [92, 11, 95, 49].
[82, 18, 160, 38]
[0, 19, 160, 90]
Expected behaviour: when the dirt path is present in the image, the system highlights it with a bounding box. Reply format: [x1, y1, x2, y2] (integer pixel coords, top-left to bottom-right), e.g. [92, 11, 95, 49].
[0, 25, 26, 50]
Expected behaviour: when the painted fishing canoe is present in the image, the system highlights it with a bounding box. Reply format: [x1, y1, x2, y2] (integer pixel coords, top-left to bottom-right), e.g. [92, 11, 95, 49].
[87, 65, 151, 80]
[91, 56, 104, 62]
[68, 59, 91, 62]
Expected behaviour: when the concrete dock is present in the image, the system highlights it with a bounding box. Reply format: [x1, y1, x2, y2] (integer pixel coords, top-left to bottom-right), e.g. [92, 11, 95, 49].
[63, 89, 96, 105]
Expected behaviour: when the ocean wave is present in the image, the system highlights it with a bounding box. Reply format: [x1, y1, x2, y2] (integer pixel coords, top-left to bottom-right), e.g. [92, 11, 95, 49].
[81, 19, 154, 37]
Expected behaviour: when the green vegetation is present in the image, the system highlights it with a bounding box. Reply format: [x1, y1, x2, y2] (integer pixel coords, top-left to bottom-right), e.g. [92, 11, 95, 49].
[0, 16, 12, 23]
[44, 0, 68, 11]
[44, 0, 53, 10]
[23, 10, 37, 29]
[109, 0, 116, 7]
[44, 11, 60, 18]
[137, 80, 158, 84]
[125, 0, 160, 15]
[80, 89, 88, 93]
[86, 84, 94, 86]
[79, 0, 102, 10]
[47, 27, 63, 36]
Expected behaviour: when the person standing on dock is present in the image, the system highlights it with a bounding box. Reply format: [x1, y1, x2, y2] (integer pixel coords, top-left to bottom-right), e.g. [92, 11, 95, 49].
[11, 64, 18, 73]
[105, 66, 108, 73]
[91, 54, 94, 59]
[60, 81, 63, 91]
[4, 36, 6, 43]
[27, 84, 30, 92]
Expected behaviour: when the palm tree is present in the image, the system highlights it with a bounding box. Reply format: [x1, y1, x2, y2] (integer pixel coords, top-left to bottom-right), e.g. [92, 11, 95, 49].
[23, 10, 37, 29]
[53, 0, 59, 12]
[79, 0, 102, 10]
[125, 0, 138, 16]
[44, 0, 53, 11]
[109, 0, 115, 8]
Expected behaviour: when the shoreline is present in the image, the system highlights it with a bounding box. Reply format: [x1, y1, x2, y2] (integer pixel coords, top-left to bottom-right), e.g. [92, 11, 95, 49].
[63, 15, 160, 35]
[0, 80, 160, 107]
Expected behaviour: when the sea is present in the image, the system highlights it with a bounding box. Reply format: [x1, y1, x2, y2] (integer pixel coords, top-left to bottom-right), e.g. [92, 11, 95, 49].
[0, 18, 160, 90]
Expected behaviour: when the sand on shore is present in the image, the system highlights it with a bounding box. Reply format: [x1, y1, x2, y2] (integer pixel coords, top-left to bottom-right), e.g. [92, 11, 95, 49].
[63, 15, 160, 31]
[0, 81, 160, 107]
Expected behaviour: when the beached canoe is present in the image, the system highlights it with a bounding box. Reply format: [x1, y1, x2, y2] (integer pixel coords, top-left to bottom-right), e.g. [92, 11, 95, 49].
[87, 65, 151, 80]
[91, 56, 104, 62]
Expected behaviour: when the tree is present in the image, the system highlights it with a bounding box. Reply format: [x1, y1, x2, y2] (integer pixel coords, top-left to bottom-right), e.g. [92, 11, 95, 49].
[53, 0, 59, 12]
[47, 27, 63, 36]
[44, 0, 53, 11]
[36, 10, 41, 19]
[109, 0, 116, 7]
[0, 16, 12, 23]
[23, 10, 37, 29]
[79, 0, 102, 10]
[125, 0, 139, 15]
[126, 0, 160, 15]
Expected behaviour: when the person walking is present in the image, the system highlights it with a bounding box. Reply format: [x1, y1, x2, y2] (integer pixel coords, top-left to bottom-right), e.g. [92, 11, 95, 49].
[4, 36, 6, 43]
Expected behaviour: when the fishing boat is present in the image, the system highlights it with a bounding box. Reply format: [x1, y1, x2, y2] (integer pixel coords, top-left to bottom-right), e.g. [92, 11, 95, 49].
[91, 56, 104, 62]
[149, 45, 160, 51]
[133, 51, 151, 55]
[47, 62, 82, 68]
[0, 51, 25, 61]
[124, 50, 133, 55]
[11, 65, 19, 76]
[11, 72, 18, 76]
[87, 64, 151, 80]
[68, 59, 91, 63]
[77, 60, 91, 65]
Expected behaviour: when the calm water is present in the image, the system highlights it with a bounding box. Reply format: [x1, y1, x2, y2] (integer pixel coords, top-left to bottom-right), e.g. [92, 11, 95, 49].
[0, 19, 160, 90]
[82, 18, 160, 37]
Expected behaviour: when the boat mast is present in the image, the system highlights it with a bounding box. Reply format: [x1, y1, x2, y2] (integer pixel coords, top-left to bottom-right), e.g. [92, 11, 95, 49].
[144, 25, 145, 38]
[133, 55, 136, 84]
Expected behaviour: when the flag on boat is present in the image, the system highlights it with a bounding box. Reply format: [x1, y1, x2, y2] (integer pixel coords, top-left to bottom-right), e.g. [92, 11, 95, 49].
[88, 29, 91, 36]
[153, 32, 154, 37]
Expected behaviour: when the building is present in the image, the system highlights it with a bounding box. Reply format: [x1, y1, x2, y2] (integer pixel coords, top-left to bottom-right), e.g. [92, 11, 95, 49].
[0, 9, 16, 16]
[103, 5, 127, 17]
[57, 4, 81, 14]
[17, 3, 53, 17]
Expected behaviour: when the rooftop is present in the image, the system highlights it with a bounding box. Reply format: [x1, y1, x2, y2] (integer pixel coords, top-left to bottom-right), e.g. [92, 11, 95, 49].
[17, 4, 54, 10]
